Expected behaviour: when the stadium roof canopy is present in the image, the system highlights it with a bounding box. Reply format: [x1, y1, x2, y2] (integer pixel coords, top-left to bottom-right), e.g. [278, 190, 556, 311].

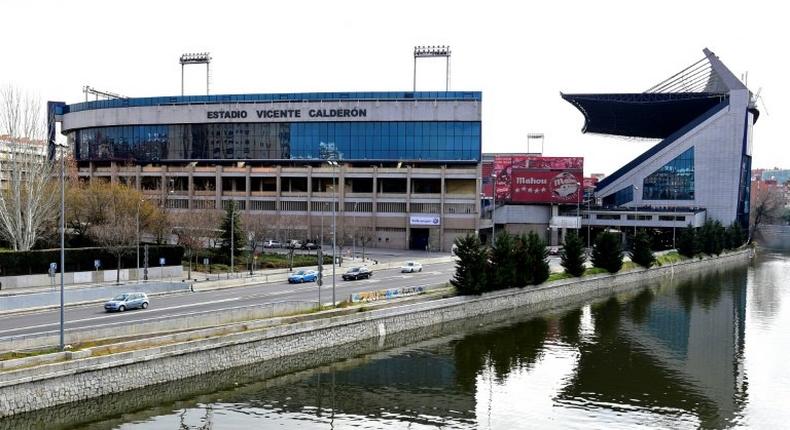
[561, 48, 755, 140]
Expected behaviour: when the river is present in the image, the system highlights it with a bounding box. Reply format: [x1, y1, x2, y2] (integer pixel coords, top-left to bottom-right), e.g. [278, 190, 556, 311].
[6, 251, 789, 429]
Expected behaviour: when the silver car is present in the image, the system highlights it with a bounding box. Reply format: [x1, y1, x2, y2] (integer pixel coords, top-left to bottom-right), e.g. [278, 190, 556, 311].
[104, 292, 149, 312]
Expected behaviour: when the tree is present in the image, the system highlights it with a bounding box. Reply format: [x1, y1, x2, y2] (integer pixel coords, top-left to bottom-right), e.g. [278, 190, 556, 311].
[699, 219, 725, 255]
[592, 231, 623, 274]
[629, 231, 656, 268]
[172, 210, 220, 279]
[88, 188, 142, 283]
[513, 233, 530, 287]
[450, 234, 489, 295]
[0, 85, 58, 251]
[524, 231, 550, 285]
[676, 224, 699, 258]
[357, 226, 374, 261]
[490, 231, 516, 290]
[219, 200, 246, 263]
[560, 232, 586, 277]
[749, 185, 784, 242]
[725, 221, 745, 249]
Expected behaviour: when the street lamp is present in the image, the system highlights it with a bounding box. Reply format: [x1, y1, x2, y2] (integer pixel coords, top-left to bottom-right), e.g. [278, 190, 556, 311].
[491, 172, 497, 245]
[55, 141, 67, 351]
[327, 160, 338, 307]
[136, 198, 145, 282]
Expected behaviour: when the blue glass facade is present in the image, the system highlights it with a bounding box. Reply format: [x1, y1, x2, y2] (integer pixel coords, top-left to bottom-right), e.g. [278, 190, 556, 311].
[70, 121, 481, 162]
[642, 147, 695, 200]
[602, 185, 633, 206]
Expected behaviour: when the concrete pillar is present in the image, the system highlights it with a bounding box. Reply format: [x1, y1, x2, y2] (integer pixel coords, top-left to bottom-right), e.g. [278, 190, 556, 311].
[110, 162, 118, 184]
[187, 165, 194, 210]
[135, 165, 142, 191]
[215, 165, 222, 210]
[161, 166, 168, 207]
[306, 166, 313, 236]
[406, 165, 412, 250]
[245, 165, 251, 213]
[550, 204, 559, 246]
[275, 166, 282, 213]
[372, 166, 378, 234]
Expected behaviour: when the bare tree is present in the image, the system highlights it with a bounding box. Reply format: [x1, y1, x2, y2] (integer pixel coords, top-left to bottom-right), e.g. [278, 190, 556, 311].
[172, 210, 219, 279]
[357, 226, 374, 261]
[750, 185, 785, 242]
[0, 85, 58, 251]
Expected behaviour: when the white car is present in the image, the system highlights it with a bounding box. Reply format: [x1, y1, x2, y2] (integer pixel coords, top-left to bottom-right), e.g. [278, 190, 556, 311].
[400, 261, 423, 273]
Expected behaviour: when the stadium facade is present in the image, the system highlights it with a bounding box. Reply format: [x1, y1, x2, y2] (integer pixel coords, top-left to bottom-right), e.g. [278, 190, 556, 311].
[562, 48, 757, 230]
[50, 92, 483, 251]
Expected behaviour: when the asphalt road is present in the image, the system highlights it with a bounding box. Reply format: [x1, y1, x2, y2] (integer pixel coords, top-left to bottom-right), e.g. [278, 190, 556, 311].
[0, 261, 457, 340]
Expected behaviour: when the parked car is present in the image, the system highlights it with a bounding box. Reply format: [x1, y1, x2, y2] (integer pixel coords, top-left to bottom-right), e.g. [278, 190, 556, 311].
[548, 246, 562, 256]
[104, 292, 149, 312]
[301, 242, 320, 250]
[400, 261, 423, 273]
[285, 240, 302, 249]
[288, 269, 319, 283]
[263, 240, 281, 248]
[342, 266, 372, 281]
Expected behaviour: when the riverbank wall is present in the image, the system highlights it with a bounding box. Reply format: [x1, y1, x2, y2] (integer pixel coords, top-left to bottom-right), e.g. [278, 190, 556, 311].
[0, 249, 753, 417]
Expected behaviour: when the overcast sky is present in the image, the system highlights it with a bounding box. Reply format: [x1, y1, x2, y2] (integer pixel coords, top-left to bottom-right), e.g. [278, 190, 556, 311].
[1, 0, 786, 175]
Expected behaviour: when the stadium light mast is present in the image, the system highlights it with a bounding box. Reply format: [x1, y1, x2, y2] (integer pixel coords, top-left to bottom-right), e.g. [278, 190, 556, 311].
[413, 45, 451, 91]
[180, 52, 211, 96]
[527, 133, 544, 155]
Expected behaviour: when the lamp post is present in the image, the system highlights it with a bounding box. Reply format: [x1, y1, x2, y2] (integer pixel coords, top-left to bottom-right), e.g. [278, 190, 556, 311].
[57, 142, 66, 351]
[491, 172, 497, 245]
[136, 198, 144, 282]
[328, 160, 338, 307]
[230, 202, 234, 277]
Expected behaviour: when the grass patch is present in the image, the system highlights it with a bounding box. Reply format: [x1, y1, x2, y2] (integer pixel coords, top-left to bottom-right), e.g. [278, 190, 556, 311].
[548, 272, 575, 282]
[0, 347, 61, 362]
[656, 251, 684, 266]
[583, 267, 609, 276]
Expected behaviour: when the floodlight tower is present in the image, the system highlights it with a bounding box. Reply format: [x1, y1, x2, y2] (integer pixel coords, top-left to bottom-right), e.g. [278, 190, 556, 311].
[413, 45, 451, 91]
[180, 52, 212, 96]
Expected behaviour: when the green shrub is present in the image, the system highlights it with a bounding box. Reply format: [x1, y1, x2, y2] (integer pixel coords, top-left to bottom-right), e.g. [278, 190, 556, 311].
[591, 232, 623, 274]
[0, 245, 183, 276]
[676, 224, 699, 258]
[560, 232, 586, 277]
[630, 231, 656, 268]
[450, 234, 489, 295]
[490, 232, 516, 290]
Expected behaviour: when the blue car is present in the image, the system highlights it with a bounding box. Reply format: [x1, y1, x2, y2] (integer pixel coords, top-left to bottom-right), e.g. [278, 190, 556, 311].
[288, 270, 318, 283]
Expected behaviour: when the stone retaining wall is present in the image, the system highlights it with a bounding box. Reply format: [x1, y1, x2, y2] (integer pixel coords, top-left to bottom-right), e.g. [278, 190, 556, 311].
[0, 249, 753, 417]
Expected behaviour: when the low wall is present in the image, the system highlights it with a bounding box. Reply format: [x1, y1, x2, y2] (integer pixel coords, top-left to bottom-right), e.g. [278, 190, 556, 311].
[0, 266, 183, 291]
[0, 249, 752, 417]
[0, 281, 191, 313]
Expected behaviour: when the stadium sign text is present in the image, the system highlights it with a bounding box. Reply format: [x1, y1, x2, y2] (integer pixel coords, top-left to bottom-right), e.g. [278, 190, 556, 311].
[207, 108, 368, 120]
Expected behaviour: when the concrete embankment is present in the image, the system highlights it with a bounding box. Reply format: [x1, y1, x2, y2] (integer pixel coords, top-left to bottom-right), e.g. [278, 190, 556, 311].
[0, 249, 753, 417]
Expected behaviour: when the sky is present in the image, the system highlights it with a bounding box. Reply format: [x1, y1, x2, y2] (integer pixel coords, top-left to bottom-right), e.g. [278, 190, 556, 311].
[1, 0, 787, 175]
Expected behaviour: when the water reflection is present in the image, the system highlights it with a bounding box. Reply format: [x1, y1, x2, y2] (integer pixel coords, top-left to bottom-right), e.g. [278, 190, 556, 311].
[10, 252, 789, 429]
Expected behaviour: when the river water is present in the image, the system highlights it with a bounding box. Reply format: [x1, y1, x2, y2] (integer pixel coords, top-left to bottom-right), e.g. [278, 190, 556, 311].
[7, 251, 790, 429]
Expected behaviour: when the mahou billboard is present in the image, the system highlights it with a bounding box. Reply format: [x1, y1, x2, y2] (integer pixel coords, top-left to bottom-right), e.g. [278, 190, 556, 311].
[511, 169, 583, 203]
[491, 156, 583, 204]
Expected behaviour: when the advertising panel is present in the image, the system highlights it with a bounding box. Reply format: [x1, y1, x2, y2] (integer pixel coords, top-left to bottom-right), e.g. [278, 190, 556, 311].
[510, 169, 583, 204]
[410, 215, 441, 226]
[491, 155, 584, 203]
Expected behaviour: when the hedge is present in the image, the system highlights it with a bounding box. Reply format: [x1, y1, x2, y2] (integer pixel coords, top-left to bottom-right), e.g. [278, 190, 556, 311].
[0, 245, 184, 277]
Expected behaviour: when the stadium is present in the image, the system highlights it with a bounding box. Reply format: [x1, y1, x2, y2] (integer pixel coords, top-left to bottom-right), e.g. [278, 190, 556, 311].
[562, 48, 757, 238]
[48, 91, 482, 252]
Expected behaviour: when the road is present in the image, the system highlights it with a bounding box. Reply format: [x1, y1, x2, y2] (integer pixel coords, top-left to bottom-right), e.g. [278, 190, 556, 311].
[0, 261, 457, 340]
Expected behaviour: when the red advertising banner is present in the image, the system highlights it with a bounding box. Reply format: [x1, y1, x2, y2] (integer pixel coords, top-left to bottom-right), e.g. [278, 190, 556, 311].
[491, 155, 584, 203]
[510, 169, 583, 204]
